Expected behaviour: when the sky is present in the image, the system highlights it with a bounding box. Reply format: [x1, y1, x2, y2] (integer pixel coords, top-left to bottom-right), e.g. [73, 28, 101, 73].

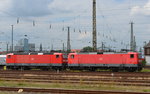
[0, 0, 150, 51]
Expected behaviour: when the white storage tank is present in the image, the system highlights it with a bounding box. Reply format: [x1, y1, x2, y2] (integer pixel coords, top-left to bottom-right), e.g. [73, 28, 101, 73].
[0, 55, 6, 65]
[145, 56, 150, 66]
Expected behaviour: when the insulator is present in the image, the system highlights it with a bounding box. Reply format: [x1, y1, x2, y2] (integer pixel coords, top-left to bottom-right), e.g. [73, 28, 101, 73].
[33, 21, 35, 26]
[62, 27, 64, 31]
[79, 30, 81, 33]
[49, 24, 52, 29]
[17, 18, 19, 24]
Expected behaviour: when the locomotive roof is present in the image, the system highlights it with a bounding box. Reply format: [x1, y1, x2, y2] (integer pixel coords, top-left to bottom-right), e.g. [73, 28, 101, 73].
[7, 52, 63, 55]
[69, 52, 138, 55]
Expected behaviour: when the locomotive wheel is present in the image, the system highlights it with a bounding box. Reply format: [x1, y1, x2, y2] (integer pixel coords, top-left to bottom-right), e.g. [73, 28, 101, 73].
[127, 67, 137, 72]
[137, 64, 143, 72]
[53, 67, 62, 71]
[20, 67, 25, 70]
[111, 68, 119, 72]
[89, 68, 96, 72]
[137, 67, 143, 72]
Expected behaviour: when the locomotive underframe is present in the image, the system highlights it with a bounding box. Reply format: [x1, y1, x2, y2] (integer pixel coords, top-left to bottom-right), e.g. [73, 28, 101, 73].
[68, 64, 142, 72]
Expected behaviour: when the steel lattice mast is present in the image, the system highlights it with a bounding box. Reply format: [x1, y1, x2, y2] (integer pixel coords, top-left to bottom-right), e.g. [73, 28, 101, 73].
[93, 0, 97, 51]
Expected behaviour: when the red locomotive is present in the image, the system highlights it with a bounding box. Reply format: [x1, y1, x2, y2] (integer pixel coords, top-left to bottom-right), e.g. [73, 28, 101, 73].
[68, 52, 143, 72]
[6, 53, 67, 70]
[6, 52, 143, 72]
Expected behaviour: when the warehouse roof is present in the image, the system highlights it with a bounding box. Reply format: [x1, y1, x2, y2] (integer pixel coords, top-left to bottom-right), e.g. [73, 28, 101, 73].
[144, 41, 150, 48]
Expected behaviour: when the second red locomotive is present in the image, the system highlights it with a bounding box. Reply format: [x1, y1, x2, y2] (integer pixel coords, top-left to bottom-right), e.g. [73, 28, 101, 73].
[68, 52, 143, 72]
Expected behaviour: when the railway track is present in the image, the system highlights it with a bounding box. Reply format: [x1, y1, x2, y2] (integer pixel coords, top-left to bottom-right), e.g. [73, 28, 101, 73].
[0, 70, 149, 86]
[0, 87, 149, 94]
[0, 70, 150, 76]
[144, 66, 150, 70]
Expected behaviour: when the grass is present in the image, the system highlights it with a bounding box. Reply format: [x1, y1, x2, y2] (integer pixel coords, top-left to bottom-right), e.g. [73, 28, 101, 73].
[0, 81, 149, 93]
[141, 68, 150, 72]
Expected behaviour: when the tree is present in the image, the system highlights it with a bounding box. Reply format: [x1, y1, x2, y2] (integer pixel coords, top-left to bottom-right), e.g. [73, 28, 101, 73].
[82, 46, 93, 52]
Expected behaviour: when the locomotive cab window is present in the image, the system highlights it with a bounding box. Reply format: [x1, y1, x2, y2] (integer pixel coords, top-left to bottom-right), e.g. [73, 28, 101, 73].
[70, 55, 75, 59]
[7, 55, 11, 58]
[56, 55, 60, 58]
[130, 54, 134, 58]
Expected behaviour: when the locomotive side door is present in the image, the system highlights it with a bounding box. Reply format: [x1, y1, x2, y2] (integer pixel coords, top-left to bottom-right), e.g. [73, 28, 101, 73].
[121, 54, 127, 67]
[78, 55, 81, 67]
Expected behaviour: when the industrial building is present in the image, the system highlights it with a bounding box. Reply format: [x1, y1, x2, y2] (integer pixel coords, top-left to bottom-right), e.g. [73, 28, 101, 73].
[14, 37, 35, 52]
[144, 41, 150, 66]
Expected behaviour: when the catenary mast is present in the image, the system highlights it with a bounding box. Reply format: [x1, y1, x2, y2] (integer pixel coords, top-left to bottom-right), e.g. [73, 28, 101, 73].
[93, 0, 97, 51]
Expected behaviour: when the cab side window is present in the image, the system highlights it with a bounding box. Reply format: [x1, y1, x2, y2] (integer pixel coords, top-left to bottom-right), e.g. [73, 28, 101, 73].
[7, 55, 11, 59]
[70, 55, 75, 59]
[56, 55, 60, 58]
[130, 54, 134, 58]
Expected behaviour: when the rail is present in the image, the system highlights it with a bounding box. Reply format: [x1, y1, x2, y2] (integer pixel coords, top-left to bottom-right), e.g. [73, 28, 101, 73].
[0, 87, 149, 94]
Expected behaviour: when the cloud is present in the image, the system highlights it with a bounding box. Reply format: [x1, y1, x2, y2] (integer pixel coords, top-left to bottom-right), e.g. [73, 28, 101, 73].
[0, 0, 12, 15]
[10, 0, 53, 17]
[9, 0, 92, 17]
[0, 0, 12, 10]
[131, 0, 150, 16]
[48, 0, 91, 14]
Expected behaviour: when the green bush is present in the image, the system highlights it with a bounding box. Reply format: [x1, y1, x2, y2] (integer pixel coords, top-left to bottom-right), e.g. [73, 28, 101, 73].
[142, 60, 147, 66]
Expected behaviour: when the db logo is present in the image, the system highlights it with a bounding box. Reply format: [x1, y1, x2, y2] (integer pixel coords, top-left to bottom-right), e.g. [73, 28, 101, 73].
[99, 58, 103, 60]
[31, 58, 35, 60]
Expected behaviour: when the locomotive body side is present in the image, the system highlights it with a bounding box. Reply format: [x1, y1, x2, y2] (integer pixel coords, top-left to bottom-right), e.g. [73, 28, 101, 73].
[68, 52, 141, 72]
[6, 53, 64, 69]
